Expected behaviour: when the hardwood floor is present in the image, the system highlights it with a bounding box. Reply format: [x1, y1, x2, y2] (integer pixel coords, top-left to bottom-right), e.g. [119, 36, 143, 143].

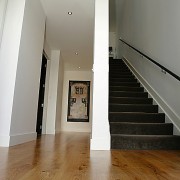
[0, 132, 180, 180]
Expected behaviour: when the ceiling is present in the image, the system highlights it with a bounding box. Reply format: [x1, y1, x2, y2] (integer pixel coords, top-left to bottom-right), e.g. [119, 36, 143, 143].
[40, 0, 95, 71]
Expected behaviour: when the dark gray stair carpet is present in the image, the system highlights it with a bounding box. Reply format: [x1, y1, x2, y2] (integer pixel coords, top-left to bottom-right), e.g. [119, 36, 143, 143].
[109, 97, 153, 104]
[109, 86, 144, 92]
[110, 82, 141, 87]
[110, 122, 173, 135]
[109, 104, 158, 113]
[110, 78, 137, 82]
[109, 59, 180, 150]
[109, 91, 148, 97]
[109, 112, 165, 123]
[111, 135, 180, 150]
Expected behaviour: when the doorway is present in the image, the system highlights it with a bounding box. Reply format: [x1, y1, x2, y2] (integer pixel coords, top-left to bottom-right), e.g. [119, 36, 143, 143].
[36, 54, 47, 135]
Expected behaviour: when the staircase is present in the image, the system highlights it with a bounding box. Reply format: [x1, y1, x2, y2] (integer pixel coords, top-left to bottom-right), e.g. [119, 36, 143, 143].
[109, 59, 180, 150]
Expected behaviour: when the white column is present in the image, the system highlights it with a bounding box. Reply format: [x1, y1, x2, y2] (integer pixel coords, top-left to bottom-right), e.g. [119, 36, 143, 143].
[0, 0, 26, 146]
[45, 50, 61, 134]
[91, 0, 110, 150]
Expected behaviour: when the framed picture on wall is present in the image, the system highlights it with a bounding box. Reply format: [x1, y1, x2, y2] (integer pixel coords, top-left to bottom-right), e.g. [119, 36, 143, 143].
[67, 81, 90, 122]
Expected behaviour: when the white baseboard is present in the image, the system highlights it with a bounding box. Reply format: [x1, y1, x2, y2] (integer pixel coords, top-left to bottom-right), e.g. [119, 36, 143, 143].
[9, 132, 36, 146]
[0, 135, 10, 147]
[123, 57, 180, 135]
[90, 136, 110, 150]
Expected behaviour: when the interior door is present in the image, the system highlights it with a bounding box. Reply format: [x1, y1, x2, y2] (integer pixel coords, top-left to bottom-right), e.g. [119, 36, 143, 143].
[36, 54, 47, 135]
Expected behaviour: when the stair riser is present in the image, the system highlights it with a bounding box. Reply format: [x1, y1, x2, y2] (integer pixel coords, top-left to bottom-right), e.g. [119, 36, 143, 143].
[109, 87, 144, 92]
[110, 82, 140, 87]
[109, 98, 153, 104]
[111, 136, 180, 150]
[109, 105, 158, 113]
[110, 74, 133, 78]
[110, 123, 173, 135]
[109, 113, 165, 123]
[109, 75, 135, 78]
[109, 92, 148, 97]
[110, 78, 137, 83]
[109, 66, 129, 69]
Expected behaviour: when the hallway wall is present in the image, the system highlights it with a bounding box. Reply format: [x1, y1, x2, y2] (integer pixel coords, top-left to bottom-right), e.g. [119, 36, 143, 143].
[116, 0, 180, 133]
[60, 71, 93, 132]
[0, 0, 7, 45]
[0, 0, 46, 146]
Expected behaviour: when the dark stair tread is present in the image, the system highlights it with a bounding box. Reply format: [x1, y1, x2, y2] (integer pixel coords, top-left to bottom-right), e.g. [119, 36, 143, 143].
[110, 122, 173, 135]
[109, 97, 153, 104]
[109, 82, 140, 87]
[109, 86, 144, 92]
[110, 78, 137, 82]
[111, 135, 180, 150]
[109, 91, 148, 97]
[109, 104, 158, 113]
[109, 112, 165, 123]
[109, 75, 135, 78]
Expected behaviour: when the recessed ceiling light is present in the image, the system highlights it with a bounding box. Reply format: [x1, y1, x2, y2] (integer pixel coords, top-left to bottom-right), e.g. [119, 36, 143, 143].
[75, 52, 78, 55]
[78, 67, 81, 69]
[68, 12, 72, 15]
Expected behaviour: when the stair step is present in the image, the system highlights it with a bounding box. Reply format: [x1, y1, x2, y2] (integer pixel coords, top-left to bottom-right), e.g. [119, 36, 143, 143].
[110, 72, 133, 76]
[109, 82, 140, 87]
[110, 122, 173, 135]
[109, 86, 144, 92]
[109, 112, 165, 123]
[109, 60, 124, 64]
[109, 65, 128, 69]
[109, 59, 180, 150]
[110, 78, 137, 83]
[109, 104, 158, 113]
[111, 135, 180, 150]
[109, 97, 153, 104]
[109, 91, 148, 97]
[109, 75, 135, 78]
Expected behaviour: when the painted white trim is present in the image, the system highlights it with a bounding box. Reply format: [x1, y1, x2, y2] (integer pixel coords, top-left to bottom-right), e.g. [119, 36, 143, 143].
[9, 132, 36, 146]
[0, 135, 10, 147]
[123, 57, 180, 135]
[90, 136, 110, 150]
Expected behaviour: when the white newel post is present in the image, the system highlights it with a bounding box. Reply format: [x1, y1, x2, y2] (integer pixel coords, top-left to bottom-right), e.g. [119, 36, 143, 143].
[90, 0, 110, 150]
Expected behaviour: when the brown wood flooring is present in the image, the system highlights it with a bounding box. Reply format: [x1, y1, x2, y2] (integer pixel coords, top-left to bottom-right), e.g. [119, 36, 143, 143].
[0, 132, 180, 180]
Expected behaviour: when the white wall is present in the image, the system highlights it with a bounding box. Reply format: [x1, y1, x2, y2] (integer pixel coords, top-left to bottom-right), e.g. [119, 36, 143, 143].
[0, 0, 26, 146]
[0, 0, 7, 47]
[55, 54, 64, 133]
[0, 0, 46, 146]
[61, 71, 92, 132]
[9, 0, 46, 145]
[109, 32, 116, 58]
[91, 0, 110, 150]
[45, 50, 63, 134]
[116, 0, 180, 133]
[0, 0, 7, 46]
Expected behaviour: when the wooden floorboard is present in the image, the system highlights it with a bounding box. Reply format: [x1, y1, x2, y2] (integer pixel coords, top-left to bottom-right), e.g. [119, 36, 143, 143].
[0, 132, 180, 179]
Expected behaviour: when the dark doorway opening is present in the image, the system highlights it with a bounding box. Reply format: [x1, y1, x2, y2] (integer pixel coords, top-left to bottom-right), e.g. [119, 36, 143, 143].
[36, 53, 47, 136]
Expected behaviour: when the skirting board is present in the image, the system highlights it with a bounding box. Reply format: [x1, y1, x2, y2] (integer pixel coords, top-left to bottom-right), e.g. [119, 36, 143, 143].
[123, 57, 180, 135]
[9, 132, 36, 147]
[0, 135, 10, 147]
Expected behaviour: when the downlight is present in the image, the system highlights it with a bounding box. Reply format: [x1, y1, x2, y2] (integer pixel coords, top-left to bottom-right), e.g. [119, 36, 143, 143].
[68, 12, 72, 15]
